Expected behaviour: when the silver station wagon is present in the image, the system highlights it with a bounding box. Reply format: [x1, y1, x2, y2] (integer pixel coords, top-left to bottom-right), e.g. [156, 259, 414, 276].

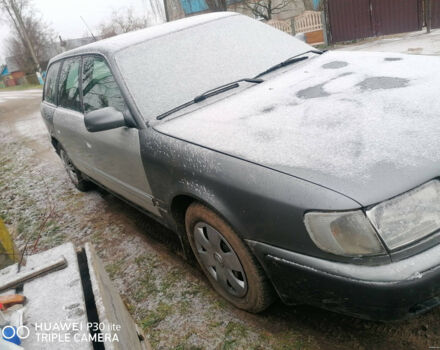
[41, 12, 440, 320]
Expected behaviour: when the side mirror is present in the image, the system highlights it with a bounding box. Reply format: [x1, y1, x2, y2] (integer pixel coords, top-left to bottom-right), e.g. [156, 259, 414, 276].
[84, 107, 128, 132]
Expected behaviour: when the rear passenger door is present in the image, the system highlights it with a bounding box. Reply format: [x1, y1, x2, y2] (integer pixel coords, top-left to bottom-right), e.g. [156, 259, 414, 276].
[53, 57, 94, 175]
[81, 55, 159, 215]
[40, 61, 61, 135]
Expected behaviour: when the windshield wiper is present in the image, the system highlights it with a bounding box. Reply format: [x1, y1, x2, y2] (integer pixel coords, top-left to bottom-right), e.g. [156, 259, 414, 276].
[156, 78, 263, 120]
[254, 49, 323, 79]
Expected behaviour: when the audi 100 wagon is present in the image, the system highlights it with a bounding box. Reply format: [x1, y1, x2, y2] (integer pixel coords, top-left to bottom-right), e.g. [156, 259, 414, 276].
[40, 12, 440, 321]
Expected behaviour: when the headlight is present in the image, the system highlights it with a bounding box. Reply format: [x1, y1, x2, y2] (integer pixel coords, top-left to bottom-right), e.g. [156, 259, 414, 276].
[366, 180, 440, 250]
[304, 211, 386, 256]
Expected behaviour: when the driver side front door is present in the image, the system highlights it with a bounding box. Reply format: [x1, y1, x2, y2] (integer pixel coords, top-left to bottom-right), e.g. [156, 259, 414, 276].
[80, 55, 159, 216]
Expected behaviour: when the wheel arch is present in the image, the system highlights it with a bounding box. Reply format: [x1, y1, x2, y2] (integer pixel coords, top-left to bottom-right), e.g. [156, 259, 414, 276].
[168, 189, 261, 267]
[169, 191, 245, 241]
[170, 194, 195, 235]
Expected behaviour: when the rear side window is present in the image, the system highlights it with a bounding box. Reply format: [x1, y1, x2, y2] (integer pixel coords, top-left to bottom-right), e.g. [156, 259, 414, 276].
[44, 61, 60, 104]
[82, 56, 126, 113]
[58, 57, 82, 111]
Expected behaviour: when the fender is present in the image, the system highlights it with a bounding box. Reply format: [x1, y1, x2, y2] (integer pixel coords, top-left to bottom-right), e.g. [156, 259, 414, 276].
[138, 127, 361, 264]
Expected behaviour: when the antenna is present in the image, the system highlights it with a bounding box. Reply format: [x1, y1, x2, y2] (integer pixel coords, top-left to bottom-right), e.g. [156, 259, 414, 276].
[80, 16, 97, 41]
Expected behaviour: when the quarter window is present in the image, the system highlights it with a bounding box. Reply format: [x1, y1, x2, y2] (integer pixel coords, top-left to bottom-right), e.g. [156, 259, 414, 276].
[44, 61, 60, 104]
[58, 57, 81, 111]
[82, 56, 126, 113]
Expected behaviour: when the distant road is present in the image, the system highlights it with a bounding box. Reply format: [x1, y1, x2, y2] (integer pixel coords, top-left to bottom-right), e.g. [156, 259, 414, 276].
[0, 89, 42, 105]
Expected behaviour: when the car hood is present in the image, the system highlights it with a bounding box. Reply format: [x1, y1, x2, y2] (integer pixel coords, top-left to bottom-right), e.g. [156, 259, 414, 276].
[155, 51, 440, 206]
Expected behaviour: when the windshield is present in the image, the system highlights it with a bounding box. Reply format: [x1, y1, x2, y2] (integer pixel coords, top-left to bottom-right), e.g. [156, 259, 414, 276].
[115, 15, 313, 120]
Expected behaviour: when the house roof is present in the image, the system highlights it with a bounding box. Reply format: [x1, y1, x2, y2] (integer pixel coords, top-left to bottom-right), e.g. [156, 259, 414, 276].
[50, 12, 237, 64]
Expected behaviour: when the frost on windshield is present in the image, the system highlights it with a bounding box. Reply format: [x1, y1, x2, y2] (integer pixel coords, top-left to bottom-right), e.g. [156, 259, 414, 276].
[115, 15, 312, 119]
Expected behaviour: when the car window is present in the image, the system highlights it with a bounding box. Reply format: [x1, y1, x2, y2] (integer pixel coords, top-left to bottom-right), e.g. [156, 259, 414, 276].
[115, 15, 313, 120]
[82, 56, 126, 113]
[58, 57, 81, 111]
[44, 61, 61, 104]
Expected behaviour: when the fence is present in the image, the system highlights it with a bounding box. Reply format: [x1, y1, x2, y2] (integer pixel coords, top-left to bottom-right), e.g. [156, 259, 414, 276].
[294, 10, 323, 33]
[267, 12, 325, 45]
[327, 0, 422, 43]
[432, 0, 440, 28]
[267, 19, 293, 34]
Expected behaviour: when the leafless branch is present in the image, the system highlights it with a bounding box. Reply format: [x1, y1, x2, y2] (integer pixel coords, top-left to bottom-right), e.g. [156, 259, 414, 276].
[236, 0, 292, 20]
[98, 7, 149, 39]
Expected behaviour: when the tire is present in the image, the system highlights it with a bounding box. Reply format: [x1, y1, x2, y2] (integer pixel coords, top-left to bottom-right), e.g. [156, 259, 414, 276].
[59, 147, 92, 192]
[185, 202, 274, 313]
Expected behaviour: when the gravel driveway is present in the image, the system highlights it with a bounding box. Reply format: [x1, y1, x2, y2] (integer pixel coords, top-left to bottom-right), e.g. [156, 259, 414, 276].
[0, 89, 439, 350]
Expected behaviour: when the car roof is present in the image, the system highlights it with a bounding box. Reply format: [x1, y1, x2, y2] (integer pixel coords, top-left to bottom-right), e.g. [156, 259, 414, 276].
[49, 12, 238, 64]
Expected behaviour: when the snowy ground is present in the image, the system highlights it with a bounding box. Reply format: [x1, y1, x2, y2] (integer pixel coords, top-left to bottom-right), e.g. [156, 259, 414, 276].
[1, 87, 440, 349]
[336, 28, 440, 55]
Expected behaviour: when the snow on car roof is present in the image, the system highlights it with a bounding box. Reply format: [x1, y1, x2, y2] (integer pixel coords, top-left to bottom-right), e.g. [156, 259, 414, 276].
[50, 12, 238, 63]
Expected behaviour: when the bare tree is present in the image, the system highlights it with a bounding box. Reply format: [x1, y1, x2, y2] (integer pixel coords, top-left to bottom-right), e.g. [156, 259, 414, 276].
[141, 0, 166, 24]
[0, 0, 54, 72]
[239, 0, 293, 20]
[205, 0, 228, 12]
[98, 7, 149, 39]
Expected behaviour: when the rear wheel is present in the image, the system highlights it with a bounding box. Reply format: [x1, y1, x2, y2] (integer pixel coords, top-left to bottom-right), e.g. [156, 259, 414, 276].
[185, 203, 274, 312]
[59, 148, 92, 192]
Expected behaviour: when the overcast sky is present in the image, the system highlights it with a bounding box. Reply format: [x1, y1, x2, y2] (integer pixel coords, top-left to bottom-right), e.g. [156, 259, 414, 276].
[0, 0, 165, 64]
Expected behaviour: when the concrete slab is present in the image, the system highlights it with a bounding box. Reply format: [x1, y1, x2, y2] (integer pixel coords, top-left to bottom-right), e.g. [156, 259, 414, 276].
[0, 242, 151, 349]
[10, 243, 92, 349]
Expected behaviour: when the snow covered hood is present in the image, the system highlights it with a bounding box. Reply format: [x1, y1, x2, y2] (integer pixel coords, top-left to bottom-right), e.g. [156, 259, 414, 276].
[155, 51, 440, 206]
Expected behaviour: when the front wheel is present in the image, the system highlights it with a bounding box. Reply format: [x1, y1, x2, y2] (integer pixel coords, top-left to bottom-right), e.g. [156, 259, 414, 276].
[59, 148, 92, 192]
[185, 203, 274, 313]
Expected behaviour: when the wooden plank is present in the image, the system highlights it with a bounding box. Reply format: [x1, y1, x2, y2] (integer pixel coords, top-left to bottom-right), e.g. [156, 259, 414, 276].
[0, 257, 67, 292]
[85, 244, 151, 350]
[0, 294, 26, 308]
[305, 29, 325, 44]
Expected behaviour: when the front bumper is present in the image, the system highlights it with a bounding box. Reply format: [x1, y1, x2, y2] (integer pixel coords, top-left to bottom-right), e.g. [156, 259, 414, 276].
[248, 240, 440, 321]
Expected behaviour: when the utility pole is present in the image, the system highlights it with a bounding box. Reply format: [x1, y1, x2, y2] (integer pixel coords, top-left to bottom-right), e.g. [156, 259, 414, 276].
[7, 0, 41, 72]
